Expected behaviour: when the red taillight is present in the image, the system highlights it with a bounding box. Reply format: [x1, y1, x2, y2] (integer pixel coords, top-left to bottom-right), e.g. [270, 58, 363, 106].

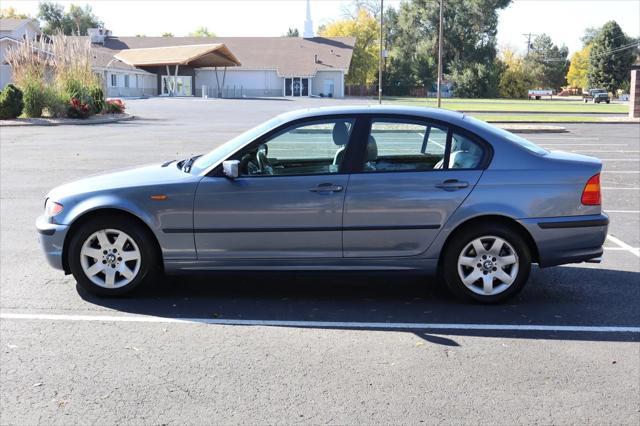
[581, 173, 601, 206]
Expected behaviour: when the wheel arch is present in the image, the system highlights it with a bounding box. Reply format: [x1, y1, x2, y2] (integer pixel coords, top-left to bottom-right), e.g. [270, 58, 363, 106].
[438, 214, 540, 272]
[62, 208, 163, 274]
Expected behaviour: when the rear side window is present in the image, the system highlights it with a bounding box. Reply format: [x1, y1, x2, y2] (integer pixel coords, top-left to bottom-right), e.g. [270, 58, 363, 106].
[363, 120, 448, 172]
[449, 132, 484, 169]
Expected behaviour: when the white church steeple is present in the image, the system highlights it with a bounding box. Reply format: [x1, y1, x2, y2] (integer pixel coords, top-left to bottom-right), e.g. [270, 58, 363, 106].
[303, 0, 314, 38]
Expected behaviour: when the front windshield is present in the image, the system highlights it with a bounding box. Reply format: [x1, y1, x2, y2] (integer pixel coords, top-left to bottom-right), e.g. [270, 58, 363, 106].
[189, 115, 286, 174]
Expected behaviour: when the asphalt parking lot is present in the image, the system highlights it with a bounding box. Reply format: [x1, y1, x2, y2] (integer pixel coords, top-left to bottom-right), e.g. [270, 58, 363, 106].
[1, 97, 639, 424]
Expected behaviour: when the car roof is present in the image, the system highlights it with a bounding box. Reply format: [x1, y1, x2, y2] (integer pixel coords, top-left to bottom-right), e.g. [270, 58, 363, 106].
[277, 105, 467, 125]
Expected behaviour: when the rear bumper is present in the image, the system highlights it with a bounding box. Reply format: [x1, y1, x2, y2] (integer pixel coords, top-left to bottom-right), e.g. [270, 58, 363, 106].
[36, 215, 69, 271]
[519, 213, 609, 267]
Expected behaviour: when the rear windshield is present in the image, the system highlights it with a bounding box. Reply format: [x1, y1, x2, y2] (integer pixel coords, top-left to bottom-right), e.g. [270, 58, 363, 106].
[465, 116, 549, 155]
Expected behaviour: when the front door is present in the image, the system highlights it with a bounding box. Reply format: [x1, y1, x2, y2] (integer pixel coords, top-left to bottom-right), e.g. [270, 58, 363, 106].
[162, 76, 192, 96]
[194, 117, 356, 259]
[342, 117, 486, 257]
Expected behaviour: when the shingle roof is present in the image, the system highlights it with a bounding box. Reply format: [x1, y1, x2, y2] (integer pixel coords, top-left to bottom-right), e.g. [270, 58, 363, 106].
[92, 36, 355, 77]
[0, 18, 37, 32]
[114, 43, 241, 67]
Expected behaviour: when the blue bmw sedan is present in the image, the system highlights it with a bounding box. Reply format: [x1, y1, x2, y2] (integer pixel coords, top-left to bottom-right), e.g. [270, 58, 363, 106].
[37, 106, 608, 302]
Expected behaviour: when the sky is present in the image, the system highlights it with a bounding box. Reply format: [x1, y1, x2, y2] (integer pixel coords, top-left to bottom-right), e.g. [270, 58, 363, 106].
[3, 0, 639, 55]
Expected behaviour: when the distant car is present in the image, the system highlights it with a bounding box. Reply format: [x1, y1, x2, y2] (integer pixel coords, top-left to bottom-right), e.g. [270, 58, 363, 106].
[528, 89, 553, 100]
[583, 88, 610, 104]
[37, 106, 608, 303]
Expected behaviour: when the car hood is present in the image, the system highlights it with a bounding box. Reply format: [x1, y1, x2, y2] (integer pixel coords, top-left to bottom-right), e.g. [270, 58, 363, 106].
[47, 161, 195, 201]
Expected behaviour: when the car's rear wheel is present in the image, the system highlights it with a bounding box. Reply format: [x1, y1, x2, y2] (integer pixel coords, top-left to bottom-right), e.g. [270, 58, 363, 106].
[442, 224, 531, 303]
[68, 217, 160, 296]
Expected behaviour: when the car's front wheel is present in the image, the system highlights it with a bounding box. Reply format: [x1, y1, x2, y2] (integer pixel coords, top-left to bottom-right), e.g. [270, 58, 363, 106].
[442, 224, 532, 303]
[68, 217, 160, 296]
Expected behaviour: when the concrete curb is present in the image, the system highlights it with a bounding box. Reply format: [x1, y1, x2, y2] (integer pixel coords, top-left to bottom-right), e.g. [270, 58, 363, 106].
[495, 124, 567, 134]
[0, 114, 134, 127]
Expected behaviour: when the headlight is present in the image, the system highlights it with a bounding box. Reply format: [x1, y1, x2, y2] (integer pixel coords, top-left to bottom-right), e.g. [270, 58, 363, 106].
[45, 199, 64, 217]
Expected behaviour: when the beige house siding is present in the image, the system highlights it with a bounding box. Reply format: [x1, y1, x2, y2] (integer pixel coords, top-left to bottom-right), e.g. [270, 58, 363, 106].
[0, 63, 11, 89]
[313, 70, 344, 98]
[195, 69, 282, 97]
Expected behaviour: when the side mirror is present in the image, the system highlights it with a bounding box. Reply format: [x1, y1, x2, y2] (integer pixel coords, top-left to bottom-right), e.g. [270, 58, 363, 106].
[222, 160, 240, 179]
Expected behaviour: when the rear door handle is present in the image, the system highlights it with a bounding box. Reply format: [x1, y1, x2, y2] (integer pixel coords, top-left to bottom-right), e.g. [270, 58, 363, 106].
[309, 183, 344, 193]
[435, 179, 469, 190]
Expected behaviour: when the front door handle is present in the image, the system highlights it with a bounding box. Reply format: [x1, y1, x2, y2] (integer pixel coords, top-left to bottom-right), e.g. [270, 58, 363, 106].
[436, 179, 469, 190]
[309, 183, 344, 193]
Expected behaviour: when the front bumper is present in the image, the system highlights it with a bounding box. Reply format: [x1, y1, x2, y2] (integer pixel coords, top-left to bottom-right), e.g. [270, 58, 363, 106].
[36, 215, 69, 271]
[518, 213, 609, 267]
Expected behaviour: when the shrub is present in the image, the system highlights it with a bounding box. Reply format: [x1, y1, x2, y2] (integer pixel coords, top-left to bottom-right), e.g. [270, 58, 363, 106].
[67, 97, 92, 119]
[89, 86, 105, 114]
[43, 87, 67, 118]
[105, 98, 125, 114]
[22, 80, 47, 118]
[0, 84, 24, 119]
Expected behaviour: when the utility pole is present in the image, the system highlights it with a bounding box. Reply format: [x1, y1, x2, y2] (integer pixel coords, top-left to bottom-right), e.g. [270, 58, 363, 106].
[378, 0, 384, 104]
[436, 0, 443, 108]
[523, 33, 534, 57]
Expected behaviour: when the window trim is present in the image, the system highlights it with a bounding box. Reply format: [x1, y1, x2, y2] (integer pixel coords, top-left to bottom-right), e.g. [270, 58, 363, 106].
[207, 114, 363, 178]
[349, 114, 493, 175]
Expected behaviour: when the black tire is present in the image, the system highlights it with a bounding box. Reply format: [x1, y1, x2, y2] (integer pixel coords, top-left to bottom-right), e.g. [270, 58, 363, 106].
[68, 216, 160, 296]
[442, 223, 532, 303]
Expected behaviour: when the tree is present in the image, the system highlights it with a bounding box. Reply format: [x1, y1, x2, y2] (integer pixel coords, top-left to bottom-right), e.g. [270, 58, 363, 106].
[588, 21, 637, 94]
[283, 28, 299, 37]
[383, 0, 510, 97]
[37, 2, 103, 36]
[0, 7, 30, 19]
[498, 47, 533, 98]
[581, 27, 600, 46]
[566, 45, 591, 89]
[162, 32, 174, 37]
[523, 34, 569, 90]
[319, 8, 379, 85]
[189, 26, 215, 37]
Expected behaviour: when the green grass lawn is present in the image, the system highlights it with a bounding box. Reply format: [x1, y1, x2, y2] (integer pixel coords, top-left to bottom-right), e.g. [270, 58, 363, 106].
[471, 114, 601, 122]
[381, 97, 628, 113]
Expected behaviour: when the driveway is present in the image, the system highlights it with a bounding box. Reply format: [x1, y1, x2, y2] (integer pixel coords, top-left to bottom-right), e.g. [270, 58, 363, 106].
[1, 97, 639, 424]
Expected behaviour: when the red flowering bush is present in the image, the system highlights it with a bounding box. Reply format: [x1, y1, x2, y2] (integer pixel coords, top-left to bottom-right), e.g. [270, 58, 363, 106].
[67, 97, 91, 119]
[105, 98, 125, 114]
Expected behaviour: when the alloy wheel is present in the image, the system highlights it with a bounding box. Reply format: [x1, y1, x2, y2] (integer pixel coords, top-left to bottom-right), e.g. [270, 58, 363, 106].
[457, 235, 519, 296]
[80, 228, 141, 288]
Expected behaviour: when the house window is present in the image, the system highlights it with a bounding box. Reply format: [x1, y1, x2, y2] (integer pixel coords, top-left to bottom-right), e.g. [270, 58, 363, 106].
[110, 74, 117, 87]
[124, 75, 130, 88]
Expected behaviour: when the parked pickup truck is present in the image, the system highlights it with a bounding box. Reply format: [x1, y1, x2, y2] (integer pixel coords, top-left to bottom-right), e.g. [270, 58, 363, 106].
[583, 88, 610, 104]
[528, 89, 553, 100]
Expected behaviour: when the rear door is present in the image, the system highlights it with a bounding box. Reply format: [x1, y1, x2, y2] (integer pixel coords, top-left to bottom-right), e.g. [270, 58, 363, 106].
[342, 116, 488, 258]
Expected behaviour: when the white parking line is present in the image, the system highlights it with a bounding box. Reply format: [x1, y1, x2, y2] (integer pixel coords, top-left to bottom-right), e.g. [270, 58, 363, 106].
[564, 150, 640, 153]
[601, 171, 640, 174]
[601, 187, 640, 190]
[605, 210, 640, 213]
[598, 159, 640, 161]
[606, 235, 640, 257]
[539, 144, 628, 147]
[1, 312, 638, 333]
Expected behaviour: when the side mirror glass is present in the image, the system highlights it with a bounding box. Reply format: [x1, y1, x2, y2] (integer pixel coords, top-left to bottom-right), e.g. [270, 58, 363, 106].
[222, 160, 240, 179]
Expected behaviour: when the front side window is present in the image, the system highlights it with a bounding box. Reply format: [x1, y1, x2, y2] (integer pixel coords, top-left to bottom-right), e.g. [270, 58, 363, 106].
[238, 119, 355, 176]
[362, 120, 448, 172]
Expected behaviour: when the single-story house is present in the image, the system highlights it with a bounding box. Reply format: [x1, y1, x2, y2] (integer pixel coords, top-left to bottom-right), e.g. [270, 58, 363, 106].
[0, 18, 43, 89]
[87, 32, 355, 98]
